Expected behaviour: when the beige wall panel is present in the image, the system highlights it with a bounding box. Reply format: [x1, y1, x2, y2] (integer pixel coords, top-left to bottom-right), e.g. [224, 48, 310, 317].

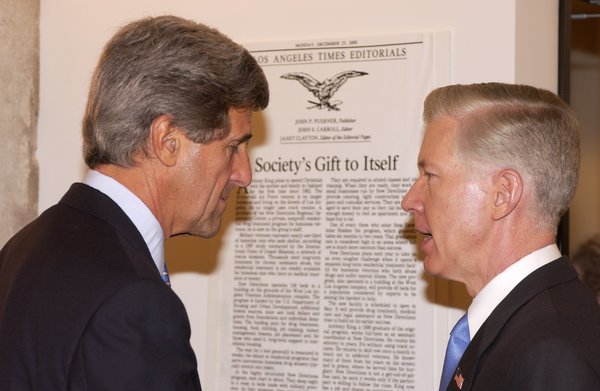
[0, 0, 39, 246]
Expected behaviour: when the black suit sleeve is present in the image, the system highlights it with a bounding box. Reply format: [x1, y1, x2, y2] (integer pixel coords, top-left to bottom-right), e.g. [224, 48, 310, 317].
[70, 280, 202, 391]
[505, 338, 600, 390]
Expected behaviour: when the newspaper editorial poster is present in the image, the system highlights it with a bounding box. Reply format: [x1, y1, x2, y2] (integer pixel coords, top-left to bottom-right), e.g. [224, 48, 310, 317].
[211, 32, 450, 390]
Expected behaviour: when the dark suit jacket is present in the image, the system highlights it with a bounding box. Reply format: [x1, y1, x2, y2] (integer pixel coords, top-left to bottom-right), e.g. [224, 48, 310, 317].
[0, 183, 202, 390]
[446, 257, 600, 390]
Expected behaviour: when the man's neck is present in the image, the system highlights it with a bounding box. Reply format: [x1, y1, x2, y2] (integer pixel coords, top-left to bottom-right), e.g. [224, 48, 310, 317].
[465, 228, 556, 297]
[95, 163, 174, 238]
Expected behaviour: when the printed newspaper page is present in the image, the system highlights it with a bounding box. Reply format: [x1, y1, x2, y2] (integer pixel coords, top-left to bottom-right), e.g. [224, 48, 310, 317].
[211, 32, 450, 391]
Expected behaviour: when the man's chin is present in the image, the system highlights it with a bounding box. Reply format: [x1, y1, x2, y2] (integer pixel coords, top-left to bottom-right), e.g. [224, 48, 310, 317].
[422, 255, 445, 277]
[196, 224, 222, 239]
[180, 219, 223, 239]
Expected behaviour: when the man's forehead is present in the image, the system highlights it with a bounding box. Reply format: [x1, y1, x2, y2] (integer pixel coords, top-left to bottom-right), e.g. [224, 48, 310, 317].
[227, 108, 253, 135]
[416, 118, 461, 168]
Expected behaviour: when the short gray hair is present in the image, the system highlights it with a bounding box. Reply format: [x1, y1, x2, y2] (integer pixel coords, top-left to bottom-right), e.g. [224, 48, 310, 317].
[83, 15, 269, 168]
[423, 82, 580, 229]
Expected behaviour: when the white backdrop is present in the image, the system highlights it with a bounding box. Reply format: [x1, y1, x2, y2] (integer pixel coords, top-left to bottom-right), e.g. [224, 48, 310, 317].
[38, 0, 559, 388]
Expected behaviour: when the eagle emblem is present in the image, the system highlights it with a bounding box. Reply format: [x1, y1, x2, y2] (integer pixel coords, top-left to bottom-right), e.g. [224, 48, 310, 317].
[281, 70, 368, 111]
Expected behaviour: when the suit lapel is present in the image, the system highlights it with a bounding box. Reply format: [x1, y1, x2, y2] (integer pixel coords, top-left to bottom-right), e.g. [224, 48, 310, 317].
[450, 257, 579, 390]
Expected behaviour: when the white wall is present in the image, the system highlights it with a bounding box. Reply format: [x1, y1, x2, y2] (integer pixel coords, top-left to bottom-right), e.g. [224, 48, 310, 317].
[38, 0, 559, 211]
[38, 0, 559, 386]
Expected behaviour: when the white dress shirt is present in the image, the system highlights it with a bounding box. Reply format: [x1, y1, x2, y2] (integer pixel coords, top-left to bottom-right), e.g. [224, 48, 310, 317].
[83, 170, 165, 276]
[467, 244, 562, 338]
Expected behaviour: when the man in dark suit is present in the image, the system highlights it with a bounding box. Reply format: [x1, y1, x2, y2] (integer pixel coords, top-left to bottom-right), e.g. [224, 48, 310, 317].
[402, 83, 600, 390]
[0, 15, 268, 390]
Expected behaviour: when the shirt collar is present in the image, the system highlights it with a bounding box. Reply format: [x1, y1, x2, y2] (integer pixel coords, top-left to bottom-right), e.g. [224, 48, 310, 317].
[82, 170, 165, 274]
[467, 243, 561, 338]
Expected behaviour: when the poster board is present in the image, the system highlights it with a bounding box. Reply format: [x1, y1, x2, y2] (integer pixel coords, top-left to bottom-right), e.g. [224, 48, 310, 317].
[207, 31, 450, 391]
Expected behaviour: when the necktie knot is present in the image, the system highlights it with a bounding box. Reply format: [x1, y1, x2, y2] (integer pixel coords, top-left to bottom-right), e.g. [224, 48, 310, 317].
[440, 313, 470, 390]
[450, 313, 470, 342]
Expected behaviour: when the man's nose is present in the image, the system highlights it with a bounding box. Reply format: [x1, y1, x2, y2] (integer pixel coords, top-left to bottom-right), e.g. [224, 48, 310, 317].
[401, 179, 423, 214]
[232, 152, 252, 188]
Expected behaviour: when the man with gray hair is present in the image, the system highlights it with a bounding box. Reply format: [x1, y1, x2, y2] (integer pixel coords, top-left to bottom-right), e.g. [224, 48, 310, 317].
[402, 83, 600, 390]
[0, 15, 268, 390]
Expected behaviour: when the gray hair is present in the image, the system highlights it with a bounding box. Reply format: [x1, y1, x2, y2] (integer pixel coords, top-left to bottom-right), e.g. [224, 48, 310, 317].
[423, 82, 580, 229]
[83, 15, 269, 168]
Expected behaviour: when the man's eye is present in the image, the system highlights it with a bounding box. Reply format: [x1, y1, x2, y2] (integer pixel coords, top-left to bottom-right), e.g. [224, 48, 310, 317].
[424, 172, 435, 181]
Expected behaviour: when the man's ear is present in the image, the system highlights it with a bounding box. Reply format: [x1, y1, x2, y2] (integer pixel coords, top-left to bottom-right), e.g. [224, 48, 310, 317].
[492, 168, 523, 220]
[149, 115, 181, 167]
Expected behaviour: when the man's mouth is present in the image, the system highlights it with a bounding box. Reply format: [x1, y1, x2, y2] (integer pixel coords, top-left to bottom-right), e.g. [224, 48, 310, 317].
[417, 229, 433, 248]
[416, 228, 432, 238]
[220, 189, 232, 202]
